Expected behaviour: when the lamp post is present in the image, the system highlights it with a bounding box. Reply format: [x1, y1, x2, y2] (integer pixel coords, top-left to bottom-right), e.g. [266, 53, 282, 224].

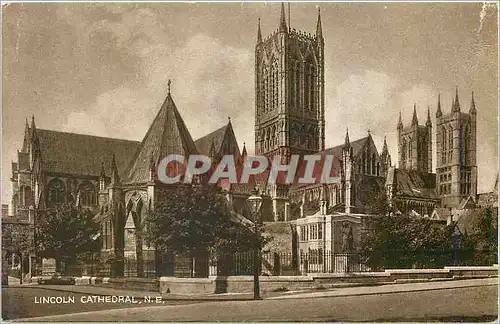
[246, 188, 263, 300]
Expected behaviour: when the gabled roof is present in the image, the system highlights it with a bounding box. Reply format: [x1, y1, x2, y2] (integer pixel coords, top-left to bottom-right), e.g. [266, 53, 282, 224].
[289, 136, 370, 192]
[195, 124, 228, 156]
[388, 167, 438, 200]
[34, 128, 140, 178]
[125, 94, 198, 183]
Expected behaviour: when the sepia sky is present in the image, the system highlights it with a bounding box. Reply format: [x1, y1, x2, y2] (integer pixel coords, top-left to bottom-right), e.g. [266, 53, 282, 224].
[2, 2, 498, 205]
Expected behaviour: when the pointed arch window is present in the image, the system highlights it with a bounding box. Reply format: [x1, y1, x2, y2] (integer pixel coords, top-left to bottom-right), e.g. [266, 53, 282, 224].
[274, 62, 279, 110]
[304, 63, 310, 111]
[448, 127, 453, 163]
[441, 126, 447, 164]
[24, 186, 32, 206]
[48, 178, 66, 206]
[407, 137, 412, 162]
[310, 64, 316, 112]
[462, 124, 470, 165]
[78, 181, 96, 206]
[136, 199, 144, 228]
[401, 139, 407, 162]
[294, 61, 301, 109]
[362, 152, 366, 174]
[372, 153, 376, 176]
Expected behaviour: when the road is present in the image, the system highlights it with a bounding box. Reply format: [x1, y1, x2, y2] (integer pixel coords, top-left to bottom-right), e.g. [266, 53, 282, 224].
[12, 283, 498, 322]
[1, 287, 203, 320]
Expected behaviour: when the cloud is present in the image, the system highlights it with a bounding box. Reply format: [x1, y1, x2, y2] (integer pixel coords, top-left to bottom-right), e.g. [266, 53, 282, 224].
[325, 70, 399, 147]
[62, 30, 254, 147]
[62, 111, 110, 137]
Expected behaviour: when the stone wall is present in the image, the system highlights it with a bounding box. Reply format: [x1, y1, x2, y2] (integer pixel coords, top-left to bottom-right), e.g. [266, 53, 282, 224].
[74, 265, 498, 294]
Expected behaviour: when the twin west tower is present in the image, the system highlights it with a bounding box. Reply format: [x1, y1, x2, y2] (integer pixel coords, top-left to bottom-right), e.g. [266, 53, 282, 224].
[397, 89, 477, 208]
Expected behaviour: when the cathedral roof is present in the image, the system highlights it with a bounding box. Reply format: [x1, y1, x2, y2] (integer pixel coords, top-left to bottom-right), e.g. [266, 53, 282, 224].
[125, 93, 198, 184]
[289, 136, 371, 191]
[194, 123, 230, 156]
[32, 128, 140, 178]
[387, 167, 438, 200]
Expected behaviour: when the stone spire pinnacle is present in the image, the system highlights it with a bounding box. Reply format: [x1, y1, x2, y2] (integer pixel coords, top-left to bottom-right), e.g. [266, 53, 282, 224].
[398, 110, 403, 129]
[22, 118, 30, 153]
[344, 128, 350, 147]
[100, 162, 106, 178]
[411, 103, 418, 126]
[436, 93, 443, 118]
[279, 2, 287, 32]
[469, 90, 476, 115]
[316, 7, 323, 40]
[167, 79, 171, 95]
[257, 17, 262, 43]
[382, 136, 388, 152]
[110, 153, 121, 186]
[31, 114, 38, 143]
[426, 106, 432, 126]
[242, 142, 247, 157]
[452, 87, 460, 113]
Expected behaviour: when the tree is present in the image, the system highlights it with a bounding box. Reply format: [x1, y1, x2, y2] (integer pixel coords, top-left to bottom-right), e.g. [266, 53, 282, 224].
[359, 214, 456, 269]
[364, 189, 393, 216]
[471, 207, 498, 265]
[146, 184, 260, 256]
[35, 203, 100, 269]
[2, 221, 34, 282]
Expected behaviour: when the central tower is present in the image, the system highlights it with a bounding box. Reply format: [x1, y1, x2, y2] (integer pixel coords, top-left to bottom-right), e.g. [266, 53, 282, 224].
[254, 4, 325, 162]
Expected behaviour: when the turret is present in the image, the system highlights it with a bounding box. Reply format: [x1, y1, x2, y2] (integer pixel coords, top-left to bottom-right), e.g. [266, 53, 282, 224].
[99, 162, 106, 191]
[343, 128, 353, 214]
[397, 111, 403, 131]
[110, 153, 121, 187]
[257, 18, 262, 44]
[436, 93, 443, 118]
[316, 7, 323, 41]
[426, 106, 432, 127]
[469, 91, 476, 115]
[452, 87, 460, 113]
[279, 2, 287, 33]
[320, 183, 328, 215]
[411, 103, 418, 127]
[22, 119, 30, 153]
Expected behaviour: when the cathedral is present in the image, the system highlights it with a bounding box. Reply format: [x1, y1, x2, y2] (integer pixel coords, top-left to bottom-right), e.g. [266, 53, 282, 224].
[9, 4, 493, 275]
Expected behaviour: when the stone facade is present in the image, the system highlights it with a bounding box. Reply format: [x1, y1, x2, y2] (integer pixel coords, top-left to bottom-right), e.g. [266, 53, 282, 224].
[8, 4, 496, 278]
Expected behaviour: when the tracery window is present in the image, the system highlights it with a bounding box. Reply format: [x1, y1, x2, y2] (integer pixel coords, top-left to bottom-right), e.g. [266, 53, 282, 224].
[441, 126, 447, 164]
[309, 65, 316, 112]
[48, 178, 66, 206]
[401, 139, 407, 162]
[372, 153, 376, 176]
[78, 181, 96, 206]
[294, 61, 300, 109]
[407, 137, 412, 162]
[448, 127, 453, 162]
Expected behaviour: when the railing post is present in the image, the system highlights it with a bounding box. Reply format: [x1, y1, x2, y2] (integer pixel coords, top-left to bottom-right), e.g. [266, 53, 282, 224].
[273, 252, 280, 276]
[304, 259, 308, 275]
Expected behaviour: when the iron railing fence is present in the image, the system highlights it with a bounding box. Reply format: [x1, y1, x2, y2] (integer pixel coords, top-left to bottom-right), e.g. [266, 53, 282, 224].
[62, 248, 497, 278]
[208, 251, 372, 276]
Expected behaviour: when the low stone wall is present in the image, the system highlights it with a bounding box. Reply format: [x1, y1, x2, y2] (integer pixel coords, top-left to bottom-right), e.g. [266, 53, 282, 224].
[385, 269, 451, 280]
[159, 277, 214, 295]
[74, 265, 498, 295]
[444, 266, 499, 278]
[159, 265, 498, 295]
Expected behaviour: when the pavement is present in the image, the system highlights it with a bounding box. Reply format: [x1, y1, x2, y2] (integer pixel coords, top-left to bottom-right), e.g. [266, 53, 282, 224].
[6, 280, 386, 301]
[7, 276, 498, 301]
[12, 278, 498, 322]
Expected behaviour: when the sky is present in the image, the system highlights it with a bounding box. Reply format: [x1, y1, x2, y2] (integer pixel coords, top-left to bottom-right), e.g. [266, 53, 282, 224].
[2, 2, 498, 205]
